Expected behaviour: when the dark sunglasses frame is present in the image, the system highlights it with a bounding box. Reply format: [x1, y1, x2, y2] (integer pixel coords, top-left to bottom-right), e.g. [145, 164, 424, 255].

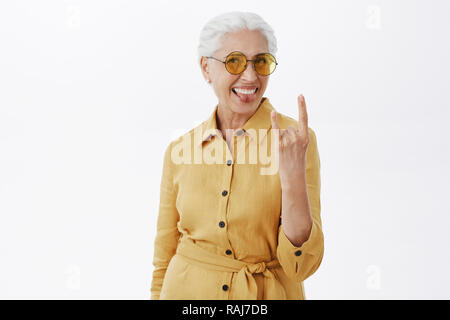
[206, 51, 278, 76]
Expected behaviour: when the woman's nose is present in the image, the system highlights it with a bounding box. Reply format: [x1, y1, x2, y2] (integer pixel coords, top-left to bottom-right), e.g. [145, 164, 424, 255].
[240, 61, 258, 81]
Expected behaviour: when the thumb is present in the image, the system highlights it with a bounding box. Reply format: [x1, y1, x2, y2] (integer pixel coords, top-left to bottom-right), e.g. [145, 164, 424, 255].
[271, 110, 280, 130]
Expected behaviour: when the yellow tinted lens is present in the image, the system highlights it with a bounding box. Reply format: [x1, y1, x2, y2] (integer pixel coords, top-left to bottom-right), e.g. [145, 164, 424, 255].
[254, 53, 276, 75]
[225, 53, 246, 74]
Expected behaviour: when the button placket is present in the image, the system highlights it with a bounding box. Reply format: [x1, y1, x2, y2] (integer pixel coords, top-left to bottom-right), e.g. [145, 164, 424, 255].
[222, 271, 234, 298]
[221, 271, 234, 297]
[235, 128, 257, 166]
[220, 134, 235, 266]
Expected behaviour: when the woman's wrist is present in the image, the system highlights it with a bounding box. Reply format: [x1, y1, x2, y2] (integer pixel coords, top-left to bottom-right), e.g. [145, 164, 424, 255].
[280, 170, 307, 189]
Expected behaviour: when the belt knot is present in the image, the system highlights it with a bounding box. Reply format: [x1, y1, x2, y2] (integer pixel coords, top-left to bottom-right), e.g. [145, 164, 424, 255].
[246, 261, 267, 274]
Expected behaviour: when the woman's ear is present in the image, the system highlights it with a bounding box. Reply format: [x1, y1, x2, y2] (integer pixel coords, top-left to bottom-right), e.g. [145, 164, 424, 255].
[200, 56, 211, 83]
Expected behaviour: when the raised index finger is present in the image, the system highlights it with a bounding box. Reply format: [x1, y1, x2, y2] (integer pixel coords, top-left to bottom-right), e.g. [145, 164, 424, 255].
[297, 94, 308, 135]
[271, 110, 280, 130]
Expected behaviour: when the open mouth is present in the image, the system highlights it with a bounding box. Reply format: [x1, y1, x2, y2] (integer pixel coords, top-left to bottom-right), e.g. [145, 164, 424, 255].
[231, 87, 258, 103]
[232, 87, 258, 95]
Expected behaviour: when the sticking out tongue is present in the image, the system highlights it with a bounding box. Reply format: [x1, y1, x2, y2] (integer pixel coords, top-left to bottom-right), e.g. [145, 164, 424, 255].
[233, 88, 257, 103]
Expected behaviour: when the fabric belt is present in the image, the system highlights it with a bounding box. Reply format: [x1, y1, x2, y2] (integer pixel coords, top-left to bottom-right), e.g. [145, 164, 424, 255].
[175, 239, 287, 300]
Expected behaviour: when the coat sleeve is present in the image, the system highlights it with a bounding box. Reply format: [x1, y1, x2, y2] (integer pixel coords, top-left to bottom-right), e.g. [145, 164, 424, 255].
[150, 142, 181, 300]
[276, 128, 324, 282]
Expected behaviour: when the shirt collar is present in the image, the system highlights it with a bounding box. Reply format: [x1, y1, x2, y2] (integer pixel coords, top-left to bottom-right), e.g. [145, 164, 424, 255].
[198, 97, 275, 148]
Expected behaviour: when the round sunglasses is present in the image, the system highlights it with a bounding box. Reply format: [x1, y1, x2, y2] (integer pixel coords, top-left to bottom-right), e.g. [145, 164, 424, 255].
[206, 51, 278, 76]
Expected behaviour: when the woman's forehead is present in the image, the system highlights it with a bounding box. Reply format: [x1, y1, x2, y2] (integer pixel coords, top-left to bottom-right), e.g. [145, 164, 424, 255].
[217, 30, 268, 57]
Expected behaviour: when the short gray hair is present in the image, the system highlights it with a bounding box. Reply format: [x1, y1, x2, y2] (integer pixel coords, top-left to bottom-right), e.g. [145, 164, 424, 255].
[198, 11, 277, 63]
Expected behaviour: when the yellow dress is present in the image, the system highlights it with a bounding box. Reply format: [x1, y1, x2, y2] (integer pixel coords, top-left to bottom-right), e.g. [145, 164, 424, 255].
[151, 97, 324, 300]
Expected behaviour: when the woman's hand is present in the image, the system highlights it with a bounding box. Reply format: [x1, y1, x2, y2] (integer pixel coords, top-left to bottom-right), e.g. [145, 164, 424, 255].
[270, 94, 310, 186]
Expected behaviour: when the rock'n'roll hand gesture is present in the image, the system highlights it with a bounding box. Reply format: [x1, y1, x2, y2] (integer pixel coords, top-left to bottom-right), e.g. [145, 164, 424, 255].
[270, 94, 310, 185]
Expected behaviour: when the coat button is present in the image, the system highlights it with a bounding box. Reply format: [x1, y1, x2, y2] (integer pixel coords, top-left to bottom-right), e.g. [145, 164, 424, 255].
[226, 159, 232, 166]
[219, 221, 225, 228]
[295, 250, 302, 256]
[222, 190, 228, 196]
[225, 249, 232, 255]
[222, 284, 229, 291]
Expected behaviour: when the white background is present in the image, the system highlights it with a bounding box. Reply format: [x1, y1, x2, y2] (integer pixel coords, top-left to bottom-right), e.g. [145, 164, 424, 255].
[1, 0, 449, 299]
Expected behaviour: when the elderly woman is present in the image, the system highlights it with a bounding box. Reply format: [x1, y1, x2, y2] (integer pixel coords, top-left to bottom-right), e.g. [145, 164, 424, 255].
[151, 11, 324, 300]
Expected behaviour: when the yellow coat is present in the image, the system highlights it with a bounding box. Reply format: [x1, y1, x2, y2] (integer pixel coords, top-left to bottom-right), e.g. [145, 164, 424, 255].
[151, 97, 324, 300]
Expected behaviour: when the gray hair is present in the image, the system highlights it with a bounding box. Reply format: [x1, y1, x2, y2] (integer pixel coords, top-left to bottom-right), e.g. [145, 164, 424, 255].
[197, 11, 277, 63]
